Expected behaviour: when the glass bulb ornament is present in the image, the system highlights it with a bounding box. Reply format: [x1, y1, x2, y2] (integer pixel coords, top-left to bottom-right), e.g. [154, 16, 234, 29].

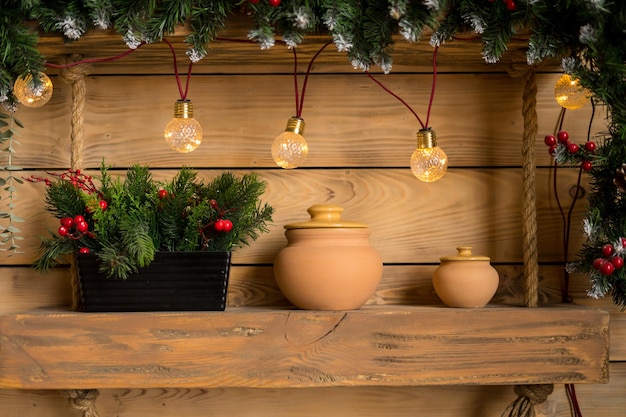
[272, 116, 308, 169]
[164, 100, 202, 153]
[410, 128, 448, 183]
[554, 73, 590, 110]
[12, 72, 54, 107]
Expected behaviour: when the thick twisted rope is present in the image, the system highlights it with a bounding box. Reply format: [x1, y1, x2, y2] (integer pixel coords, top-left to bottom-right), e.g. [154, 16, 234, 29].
[60, 54, 91, 311]
[60, 389, 100, 417]
[507, 49, 540, 308]
[59, 54, 91, 171]
[501, 49, 552, 417]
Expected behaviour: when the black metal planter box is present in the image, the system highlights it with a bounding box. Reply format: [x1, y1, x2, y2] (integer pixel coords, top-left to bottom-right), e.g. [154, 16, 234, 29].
[74, 251, 231, 312]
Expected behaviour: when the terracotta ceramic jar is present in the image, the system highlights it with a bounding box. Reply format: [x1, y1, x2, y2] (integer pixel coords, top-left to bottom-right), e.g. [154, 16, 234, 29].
[273, 204, 383, 310]
[432, 246, 499, 308]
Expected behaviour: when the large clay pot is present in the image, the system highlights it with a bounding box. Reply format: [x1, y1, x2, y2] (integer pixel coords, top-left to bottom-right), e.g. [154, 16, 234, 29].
[432, 246, 499, 308]
[273, 204, 383, 310]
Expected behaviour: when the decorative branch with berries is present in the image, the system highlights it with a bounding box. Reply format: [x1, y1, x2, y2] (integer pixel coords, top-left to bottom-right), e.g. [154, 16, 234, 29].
[32, 162, 274, 279]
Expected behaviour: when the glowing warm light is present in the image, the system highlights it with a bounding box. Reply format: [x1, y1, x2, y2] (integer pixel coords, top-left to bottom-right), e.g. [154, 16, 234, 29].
[554, 73, 590, 110]
[164, 100, 202, 153]
[410, 128, 448, 182]
[272, 116, 308, 169]
[13, 72, 54, 107]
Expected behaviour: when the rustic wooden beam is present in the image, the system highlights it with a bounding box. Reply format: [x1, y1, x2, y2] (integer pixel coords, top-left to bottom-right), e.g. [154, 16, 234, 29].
[0, 305, 608, 389]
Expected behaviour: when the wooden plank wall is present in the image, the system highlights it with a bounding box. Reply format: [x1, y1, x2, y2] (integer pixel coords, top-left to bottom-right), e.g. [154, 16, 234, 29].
[1, 35, 623, 416]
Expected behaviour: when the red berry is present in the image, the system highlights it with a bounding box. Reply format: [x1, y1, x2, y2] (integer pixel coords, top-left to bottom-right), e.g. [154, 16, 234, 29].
[60, 217, 74, 228]
[79, 247, 90, 254]
[602, 243, 615, 257]
[584, 141, 596, 152]
[622, 237, 626, 248]
[593, 258, 605, 270]
[214, 219, 225, 232]
[544, 135, 557, 146]
[268, 0, 280, 6]
[222, 219, 233, 232]
[99, 200, 108, 211]
[600, 261, 615, 276]
[74, 215, 85, 224]
[544, 135, 557, 147]
[582, 161, 592, 171]
[611, 256, 624, 270]
[158, 189, 168, 199]
[210, 199, 219, 209]
[567, 142, 579, 154]
[548, 145, 558, 155]
[557, 130, 569, 143]
[58, 226, 69, 237]
[76, 221, 89, 233]
[504, 0, 516, 11]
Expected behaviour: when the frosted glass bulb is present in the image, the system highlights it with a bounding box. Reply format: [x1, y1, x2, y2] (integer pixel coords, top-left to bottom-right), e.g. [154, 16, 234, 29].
[272, 117, 308, 169]
[13, 72, 53, 107]
[410, 128, 448, 183]
[164, 100, 202, 153]
[554, 74, 589, 110]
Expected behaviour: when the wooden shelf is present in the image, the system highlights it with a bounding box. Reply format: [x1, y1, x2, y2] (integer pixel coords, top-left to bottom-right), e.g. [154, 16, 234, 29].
[0, 305, 608, 390]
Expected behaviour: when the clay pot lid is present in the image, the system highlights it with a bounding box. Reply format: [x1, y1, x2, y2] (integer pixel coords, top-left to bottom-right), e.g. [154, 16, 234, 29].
[284, 204, 368, 229]
[440, 246, 491, 262]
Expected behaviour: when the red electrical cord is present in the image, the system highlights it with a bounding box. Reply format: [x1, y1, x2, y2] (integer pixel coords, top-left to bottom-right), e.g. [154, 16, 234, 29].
[365, 46, 440, 130]
[285, 40, 333, 119]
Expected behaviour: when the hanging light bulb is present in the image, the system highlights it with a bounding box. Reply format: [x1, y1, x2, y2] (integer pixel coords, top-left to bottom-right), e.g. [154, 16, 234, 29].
[410, 127, 448, 183]
[13, 72, 54, 107]
[554, 73, 590, 110]
[164, 99, 202, 153]
[272, 116, 308, 169]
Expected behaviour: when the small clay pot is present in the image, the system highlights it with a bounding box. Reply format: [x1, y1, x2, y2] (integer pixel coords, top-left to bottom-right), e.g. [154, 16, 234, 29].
[273, 204, 383, 310]
[432, 246, 499, 308]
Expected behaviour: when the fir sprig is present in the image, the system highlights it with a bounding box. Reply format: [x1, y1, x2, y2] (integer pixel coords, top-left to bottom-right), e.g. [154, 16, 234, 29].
[33, 163, 274, 279]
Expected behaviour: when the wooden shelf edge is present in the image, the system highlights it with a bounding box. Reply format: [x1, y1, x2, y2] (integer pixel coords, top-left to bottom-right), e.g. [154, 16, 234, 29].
[0, 305, 609, 389]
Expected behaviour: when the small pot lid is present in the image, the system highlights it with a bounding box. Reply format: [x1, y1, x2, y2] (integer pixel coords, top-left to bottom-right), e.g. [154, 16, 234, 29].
[440, 246, 491, 262]
[284, 204, 368, 229]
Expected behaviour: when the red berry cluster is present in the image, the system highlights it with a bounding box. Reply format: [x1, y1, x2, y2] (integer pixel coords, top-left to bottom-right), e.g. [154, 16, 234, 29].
[488, 0, 516, 11]
[249, 0, 280, 6]
[544, 130, 597, 171]
[209, 199, 233, 233]
[58, 215, 95, 252]
[593, 242, 625, 276]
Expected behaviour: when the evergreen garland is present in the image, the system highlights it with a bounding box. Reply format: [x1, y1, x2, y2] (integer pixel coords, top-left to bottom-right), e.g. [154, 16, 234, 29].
[0, 0, 625, 304]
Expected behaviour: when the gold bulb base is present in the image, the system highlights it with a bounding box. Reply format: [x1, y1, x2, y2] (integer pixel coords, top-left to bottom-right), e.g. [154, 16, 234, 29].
[174, 100, 194, 118]
[416, 127, 437, 149]
[285, 116, 305, 136]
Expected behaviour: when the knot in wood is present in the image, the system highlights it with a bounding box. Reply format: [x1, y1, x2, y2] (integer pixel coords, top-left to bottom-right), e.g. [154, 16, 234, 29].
[513, 383, 554, 405]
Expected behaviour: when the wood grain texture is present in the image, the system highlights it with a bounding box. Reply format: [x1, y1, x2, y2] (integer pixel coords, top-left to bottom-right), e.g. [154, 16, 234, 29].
[4, 167, 587, 265]
[13, 73, 603, 168]
[0, 306, 609, 389]
[2, 363, 626, 417]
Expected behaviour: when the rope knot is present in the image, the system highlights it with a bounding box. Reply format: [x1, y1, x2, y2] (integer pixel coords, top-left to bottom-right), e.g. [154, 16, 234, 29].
[60, 389, 100, 417]
[514, 384, 554, 405]
[507, 49, 535, 79]
[60, 54, 92, 83]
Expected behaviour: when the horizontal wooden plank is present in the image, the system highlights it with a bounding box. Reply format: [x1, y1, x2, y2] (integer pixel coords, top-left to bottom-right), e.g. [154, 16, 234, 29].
[13, 73, 604, 168]
[0, 305, 609, 389]
[1, 362, 625, 417]
[2, 167, 587, 265]
[4, 263, 624, 362]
